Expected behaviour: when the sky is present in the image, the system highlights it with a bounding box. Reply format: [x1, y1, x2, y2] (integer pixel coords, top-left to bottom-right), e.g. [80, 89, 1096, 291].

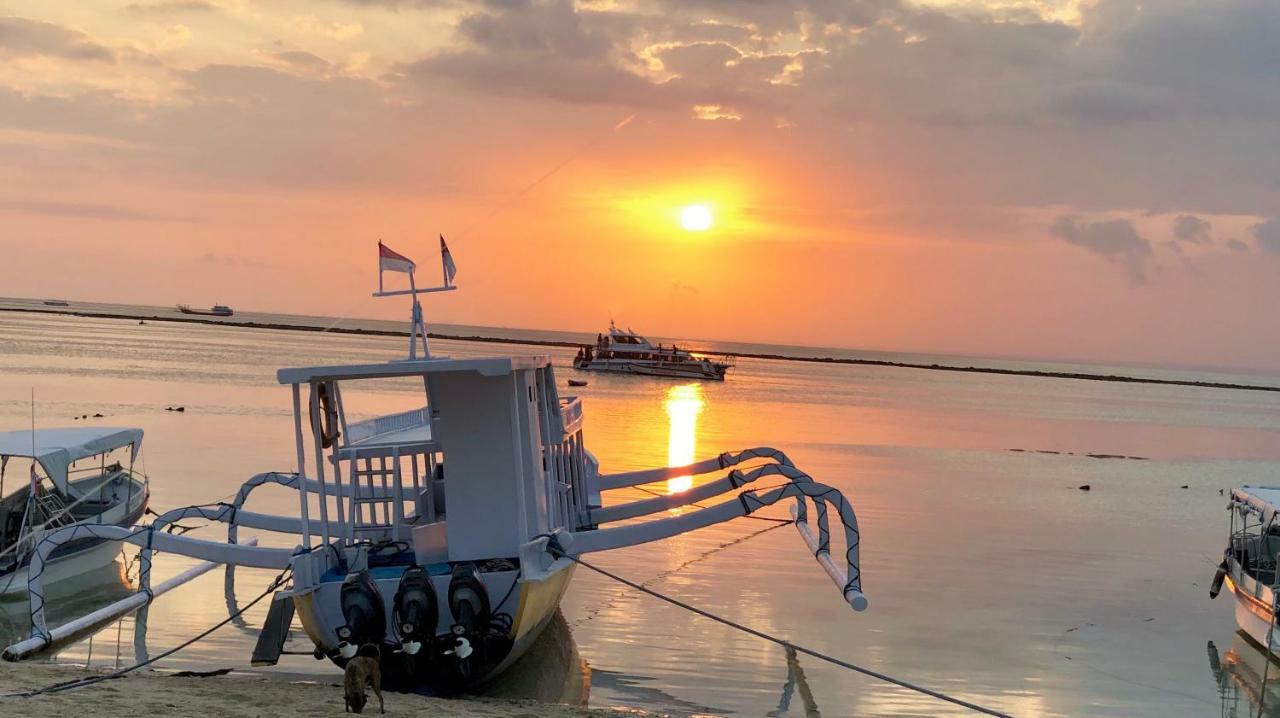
[2, 0, 1280, 370]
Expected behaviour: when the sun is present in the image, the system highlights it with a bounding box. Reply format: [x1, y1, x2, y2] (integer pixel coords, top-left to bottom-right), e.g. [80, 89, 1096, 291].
[679, 204, 713, 232]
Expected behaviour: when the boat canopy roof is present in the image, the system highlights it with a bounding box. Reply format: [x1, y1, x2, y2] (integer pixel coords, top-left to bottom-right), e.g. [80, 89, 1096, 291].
[0, 427, 142, 493]
[1231, 486, 1280, 524]
[277, 356, 551, 385]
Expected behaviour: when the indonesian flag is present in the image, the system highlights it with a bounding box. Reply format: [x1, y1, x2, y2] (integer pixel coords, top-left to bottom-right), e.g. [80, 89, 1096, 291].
[378, 241, 415, 274]
[440, 235, 457, 285]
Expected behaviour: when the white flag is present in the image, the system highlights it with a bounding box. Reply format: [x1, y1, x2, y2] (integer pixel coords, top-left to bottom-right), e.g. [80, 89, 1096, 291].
[440, 235, 457, 285]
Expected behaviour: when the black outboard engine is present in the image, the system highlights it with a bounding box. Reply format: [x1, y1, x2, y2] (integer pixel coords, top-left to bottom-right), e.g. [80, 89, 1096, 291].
[393, 565, 438, 656]
[337, 570, 386, 659]
[445, 563, 491, 679]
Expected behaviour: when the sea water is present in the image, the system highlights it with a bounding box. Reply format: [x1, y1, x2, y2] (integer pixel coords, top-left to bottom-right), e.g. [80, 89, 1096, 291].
[1, 307, 1279, 716]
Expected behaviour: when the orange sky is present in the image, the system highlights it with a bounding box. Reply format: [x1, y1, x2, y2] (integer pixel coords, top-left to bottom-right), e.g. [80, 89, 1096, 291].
[3, 1, 1280, 370]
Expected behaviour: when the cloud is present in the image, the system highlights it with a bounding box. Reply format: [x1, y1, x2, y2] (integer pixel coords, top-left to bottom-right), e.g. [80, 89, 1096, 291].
[0, 199, 199, 222]
[1172, 214, 1211, 244]
[274, 50, 330, 73]
[1251, 217, 1280, 253]
[201, 252, 274, 269]
[0, 16, 115, 62]
[1049, 215, 1153, 283]
[1226, 238, 1249, 252]
[123, 1, 219, 14]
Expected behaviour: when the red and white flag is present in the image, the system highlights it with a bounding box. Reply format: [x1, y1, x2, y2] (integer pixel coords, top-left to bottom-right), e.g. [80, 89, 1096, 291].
[440, 235, 457, 285]
[378, 241, 415, 274]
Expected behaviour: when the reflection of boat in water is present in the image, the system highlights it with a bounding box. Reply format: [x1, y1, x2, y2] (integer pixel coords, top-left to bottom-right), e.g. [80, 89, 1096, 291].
[0, 559, 134, 650]
[10, 241, 866, 699]
[1212, 488, 1280, 654]
[472, 609, 588, 705]
[574, 323, 731, 381]
[0, 428, 149, 598]
[1209, 635, 1280, 717]
[177, 304, 234, 317]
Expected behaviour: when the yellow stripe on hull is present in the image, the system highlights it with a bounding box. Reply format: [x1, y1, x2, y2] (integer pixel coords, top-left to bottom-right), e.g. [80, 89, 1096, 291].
[512, 561, 575, 642]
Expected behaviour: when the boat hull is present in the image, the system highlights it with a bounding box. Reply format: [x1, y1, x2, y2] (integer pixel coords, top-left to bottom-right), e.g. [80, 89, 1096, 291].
[0, 538, 125, 598]
[574, 359, 726, 381]
[0, 474, 148, 599]
[291, 557, 574, 694]
[1226, 573, 1280, 653]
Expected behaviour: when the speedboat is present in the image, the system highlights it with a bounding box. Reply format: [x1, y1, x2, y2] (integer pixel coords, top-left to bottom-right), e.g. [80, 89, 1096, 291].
[9, 242, 864, 697]
[573, 323, 731, 381]
[0, 428, 149, 598]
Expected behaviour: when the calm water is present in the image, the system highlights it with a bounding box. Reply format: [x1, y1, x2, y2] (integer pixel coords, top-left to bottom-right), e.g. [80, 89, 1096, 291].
[2, 310, 1280, 716]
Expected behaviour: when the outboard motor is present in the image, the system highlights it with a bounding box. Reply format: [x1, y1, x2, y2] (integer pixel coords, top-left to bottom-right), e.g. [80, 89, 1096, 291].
[337, 570, 386, 659]
[393, 565, 438, 656]
[445, 563, 491, 678]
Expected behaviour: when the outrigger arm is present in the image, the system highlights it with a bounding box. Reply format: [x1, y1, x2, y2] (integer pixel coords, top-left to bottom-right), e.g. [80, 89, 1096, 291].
[533, 447, 867, 612]
[12, 523, 293, 657]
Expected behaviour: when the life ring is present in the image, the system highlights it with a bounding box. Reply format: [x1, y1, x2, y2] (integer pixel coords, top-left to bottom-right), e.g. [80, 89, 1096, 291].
[312, 383, 341, 449]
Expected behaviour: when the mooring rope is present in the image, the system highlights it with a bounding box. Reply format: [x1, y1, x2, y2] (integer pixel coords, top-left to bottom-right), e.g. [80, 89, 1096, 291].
[3, 567, 292, 698]
[554, 547, 1013, 718]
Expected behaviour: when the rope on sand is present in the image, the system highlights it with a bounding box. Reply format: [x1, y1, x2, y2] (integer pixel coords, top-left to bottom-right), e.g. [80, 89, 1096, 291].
[555, 546, 1014, 718]
[3, 568, 291, 698]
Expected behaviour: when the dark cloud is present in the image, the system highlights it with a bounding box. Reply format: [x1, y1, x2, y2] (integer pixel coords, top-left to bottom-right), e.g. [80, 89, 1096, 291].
[1251, 217, 1280, 253]
[1172, 214, 1211, 244]
[1226, 238, 1249, 252]
[1049, 215, 1153, 283]
[458, 0, 611, 59]
[0, 16, 115, 62]
[649, 0, 899, 38]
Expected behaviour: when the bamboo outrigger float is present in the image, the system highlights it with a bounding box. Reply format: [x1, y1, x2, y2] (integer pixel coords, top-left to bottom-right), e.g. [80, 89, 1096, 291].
[4, 240, 867, 695]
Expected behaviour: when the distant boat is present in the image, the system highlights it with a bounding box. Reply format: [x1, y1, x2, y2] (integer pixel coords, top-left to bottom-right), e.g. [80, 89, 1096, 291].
[567, 379, 588, 387]
[573, 322, 731, 381]
[177, 304, 233, 317]
[42, 300, 69, 307]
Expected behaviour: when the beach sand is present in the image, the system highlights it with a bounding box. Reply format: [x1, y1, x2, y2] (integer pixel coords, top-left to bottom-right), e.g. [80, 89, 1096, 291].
[0, 662, 641, 717]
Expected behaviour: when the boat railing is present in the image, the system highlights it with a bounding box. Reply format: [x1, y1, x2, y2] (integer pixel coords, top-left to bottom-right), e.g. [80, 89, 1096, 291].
[559, 397, 583, 434]
[346, 406, 429, 446]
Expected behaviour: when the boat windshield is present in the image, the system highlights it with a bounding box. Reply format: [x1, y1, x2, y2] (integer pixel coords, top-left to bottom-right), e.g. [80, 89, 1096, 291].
[1231, 506, 1280, 586]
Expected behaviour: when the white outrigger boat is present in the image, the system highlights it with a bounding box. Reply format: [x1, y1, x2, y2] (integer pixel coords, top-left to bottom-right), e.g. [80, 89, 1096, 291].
[4, 241, 865, 697]
[574, 323, 731, 381]
[1212, 486, 1280, 653]
[0, 428, 148, 598]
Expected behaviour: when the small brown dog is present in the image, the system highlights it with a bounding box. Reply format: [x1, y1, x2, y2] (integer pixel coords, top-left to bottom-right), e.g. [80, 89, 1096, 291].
[343, 644, 384, 714]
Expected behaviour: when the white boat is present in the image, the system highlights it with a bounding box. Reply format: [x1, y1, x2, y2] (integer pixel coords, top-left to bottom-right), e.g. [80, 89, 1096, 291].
[1211, 486, 1280, 653]
[574, 323, 731, 381]
[0, 428, 149, 598]
[7, 242, 865, 697]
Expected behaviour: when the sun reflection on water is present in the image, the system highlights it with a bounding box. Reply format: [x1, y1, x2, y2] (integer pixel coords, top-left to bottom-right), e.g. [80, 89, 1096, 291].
[665, 383, 704, 494]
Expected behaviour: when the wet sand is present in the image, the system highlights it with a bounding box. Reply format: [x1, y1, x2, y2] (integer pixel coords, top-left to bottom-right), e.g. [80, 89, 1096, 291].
[0, 662, 641, 718]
